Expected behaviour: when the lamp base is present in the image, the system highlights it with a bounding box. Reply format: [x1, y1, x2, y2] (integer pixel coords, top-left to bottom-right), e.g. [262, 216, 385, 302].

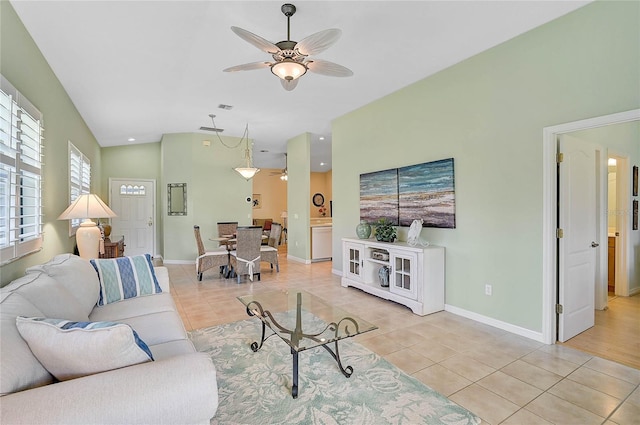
[76, 219, 101, 259]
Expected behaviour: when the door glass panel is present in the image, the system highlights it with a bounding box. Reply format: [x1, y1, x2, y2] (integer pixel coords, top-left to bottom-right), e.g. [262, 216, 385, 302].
[404, 276, 411, 290]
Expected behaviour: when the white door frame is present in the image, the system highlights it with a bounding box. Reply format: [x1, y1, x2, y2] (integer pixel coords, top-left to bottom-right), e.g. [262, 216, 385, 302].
[607, 153, 630, 296]
[542, 109, 640, 344]
[109, 178, 157, 257]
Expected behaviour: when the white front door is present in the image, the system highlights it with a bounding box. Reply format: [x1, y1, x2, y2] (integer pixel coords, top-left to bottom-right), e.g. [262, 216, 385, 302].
[558, 135, 598, 342]
[109, 179, 156, 257]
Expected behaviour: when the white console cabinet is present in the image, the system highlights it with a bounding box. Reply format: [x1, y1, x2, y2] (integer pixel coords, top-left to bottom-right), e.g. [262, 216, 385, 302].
[341, 237, 444, 316]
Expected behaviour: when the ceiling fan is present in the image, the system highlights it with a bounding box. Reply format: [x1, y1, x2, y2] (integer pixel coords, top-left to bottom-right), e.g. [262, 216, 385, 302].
[270, 153, 288, 180]
[223, 3, 353, 91]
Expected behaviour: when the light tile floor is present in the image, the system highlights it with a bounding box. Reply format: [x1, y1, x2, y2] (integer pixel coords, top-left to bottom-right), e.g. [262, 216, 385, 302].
[166, 255, 640, 425]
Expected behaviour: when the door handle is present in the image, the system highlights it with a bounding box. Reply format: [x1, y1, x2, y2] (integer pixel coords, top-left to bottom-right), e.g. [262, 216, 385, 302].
[148, 218, 153, 226]
[591, 242, 599, 248]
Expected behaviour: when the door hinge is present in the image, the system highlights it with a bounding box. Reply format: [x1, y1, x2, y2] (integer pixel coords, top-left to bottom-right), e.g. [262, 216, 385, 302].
[556, 304, 563, 314]
[557, 153, 564, 163]
[556, 228, 564, 238]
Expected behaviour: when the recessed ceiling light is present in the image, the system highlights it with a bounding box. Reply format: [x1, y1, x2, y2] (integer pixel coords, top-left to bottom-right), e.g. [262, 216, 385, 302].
[320, 162, 326, 166]
[319, 136, 325, 141]
[127, 138, 135, 142]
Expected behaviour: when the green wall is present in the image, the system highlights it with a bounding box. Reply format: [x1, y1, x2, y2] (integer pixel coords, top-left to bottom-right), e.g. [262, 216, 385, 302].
[101, 142, 162, 255]
[0, 1, 103, 284]
[332, 1, 639, 332]
[160, 133, 253, 262]
[286, 133, 311, 261]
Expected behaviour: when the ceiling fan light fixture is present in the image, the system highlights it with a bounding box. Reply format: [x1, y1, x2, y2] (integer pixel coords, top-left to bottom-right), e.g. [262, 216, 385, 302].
[271, 60, 307, 81]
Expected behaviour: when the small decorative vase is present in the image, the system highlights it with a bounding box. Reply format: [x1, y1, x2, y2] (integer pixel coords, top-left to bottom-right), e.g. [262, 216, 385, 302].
[102, 224, 112, 238]
[356, 220, 372, 239]
[378, 266, 390, 287]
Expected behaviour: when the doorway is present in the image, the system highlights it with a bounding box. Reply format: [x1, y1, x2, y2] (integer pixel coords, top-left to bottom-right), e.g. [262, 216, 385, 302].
[109, 178, 157, 257]
[542, 109, 640, 345]
[606, 154, 630, 297]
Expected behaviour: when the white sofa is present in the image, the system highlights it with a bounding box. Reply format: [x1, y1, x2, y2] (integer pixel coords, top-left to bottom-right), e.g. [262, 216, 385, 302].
[0, 254, 218, 425]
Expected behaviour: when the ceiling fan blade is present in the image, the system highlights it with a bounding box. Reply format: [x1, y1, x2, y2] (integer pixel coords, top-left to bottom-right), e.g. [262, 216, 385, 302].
[280, 78, 299, 91]
[230, 26, 281, 54]
[306, 59, 353, 77]
[295, 29, 341, 56]
[223, 61, 272, 72]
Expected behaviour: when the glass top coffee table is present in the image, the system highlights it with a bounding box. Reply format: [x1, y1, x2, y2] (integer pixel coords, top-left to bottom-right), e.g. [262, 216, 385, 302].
[237, 289, 377, 398]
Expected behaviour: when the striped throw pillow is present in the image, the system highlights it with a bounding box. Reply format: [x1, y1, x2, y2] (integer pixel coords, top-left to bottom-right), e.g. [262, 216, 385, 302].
[16, 317, 154, 381]
[90, 254, 162, 306]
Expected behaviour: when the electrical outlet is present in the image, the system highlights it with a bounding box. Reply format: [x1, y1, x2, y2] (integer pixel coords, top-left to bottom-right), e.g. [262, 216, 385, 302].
[485, 284, 492, 296]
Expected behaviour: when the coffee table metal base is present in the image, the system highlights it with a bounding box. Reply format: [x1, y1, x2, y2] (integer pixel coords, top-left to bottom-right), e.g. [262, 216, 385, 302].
[245, 295, 355, 399]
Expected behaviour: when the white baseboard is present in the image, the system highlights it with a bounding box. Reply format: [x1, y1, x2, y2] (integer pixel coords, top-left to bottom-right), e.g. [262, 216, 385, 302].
[162, 259, 194, 265]
[286, 255, 311, 264]
[630, 286, 640, 296]
[332, 268, 342, 276]
[445, 304, 545, 344]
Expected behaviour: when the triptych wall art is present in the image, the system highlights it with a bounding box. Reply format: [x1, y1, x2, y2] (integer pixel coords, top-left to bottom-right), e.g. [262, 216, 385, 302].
[360, 158, 456, 228]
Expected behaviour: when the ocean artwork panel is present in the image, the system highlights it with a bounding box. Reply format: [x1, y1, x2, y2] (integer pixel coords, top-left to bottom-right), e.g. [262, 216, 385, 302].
[360, 169, 399, 225]
[398, 158, 456, 228]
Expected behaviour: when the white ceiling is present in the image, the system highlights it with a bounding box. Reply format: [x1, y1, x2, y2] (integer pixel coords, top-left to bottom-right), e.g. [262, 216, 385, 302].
[10, 0, 590, 171]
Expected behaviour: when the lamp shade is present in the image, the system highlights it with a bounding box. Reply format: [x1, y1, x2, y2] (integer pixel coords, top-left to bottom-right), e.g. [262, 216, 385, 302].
[58, 194, 117, 259]
[271, 60, 307, 81]
[58, 194, 117, 220]
[234, 167, 260, 180]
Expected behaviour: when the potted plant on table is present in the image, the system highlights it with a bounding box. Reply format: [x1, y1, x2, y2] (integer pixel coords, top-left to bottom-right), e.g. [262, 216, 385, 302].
[374, 218, 396, 242]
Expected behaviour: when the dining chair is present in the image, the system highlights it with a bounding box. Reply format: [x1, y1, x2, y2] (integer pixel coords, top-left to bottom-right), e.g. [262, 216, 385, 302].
[260, 222, 281, 272]
[193, 225, 229, 281]
[261, 219, 273, 244]
[229, 225, 262, 283]
[217, 221, 238, 249]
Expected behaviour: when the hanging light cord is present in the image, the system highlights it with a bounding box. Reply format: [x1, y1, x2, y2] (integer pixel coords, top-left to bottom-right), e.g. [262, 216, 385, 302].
[209, 115, 249, 150]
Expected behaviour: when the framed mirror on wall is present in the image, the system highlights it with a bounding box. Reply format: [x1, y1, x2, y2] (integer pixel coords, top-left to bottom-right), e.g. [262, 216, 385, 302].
[168, 183, 187, 215]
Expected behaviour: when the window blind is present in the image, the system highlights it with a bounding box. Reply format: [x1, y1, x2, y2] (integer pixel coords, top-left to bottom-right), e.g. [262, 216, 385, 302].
[68, 141, 91, 234]
[0, 75, 44, 265]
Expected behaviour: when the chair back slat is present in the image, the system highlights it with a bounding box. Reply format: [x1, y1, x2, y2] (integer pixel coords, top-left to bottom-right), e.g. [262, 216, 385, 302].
[234, 226, 262, 275]
[268, 222, 282, 247]
[217, 221, 238, 237]
[194, 225, 206, 256]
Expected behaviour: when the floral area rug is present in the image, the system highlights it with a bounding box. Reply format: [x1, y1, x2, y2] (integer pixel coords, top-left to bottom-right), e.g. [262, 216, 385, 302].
[189, 317, 480, 425]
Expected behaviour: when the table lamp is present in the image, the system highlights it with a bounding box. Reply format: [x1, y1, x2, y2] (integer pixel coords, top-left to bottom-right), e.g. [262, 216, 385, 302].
[58, 194, 117, 259]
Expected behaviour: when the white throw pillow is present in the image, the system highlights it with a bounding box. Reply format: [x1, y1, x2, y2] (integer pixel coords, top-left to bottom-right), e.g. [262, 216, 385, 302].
[90, 254, 162, 306]
[16, 317, 154, 381]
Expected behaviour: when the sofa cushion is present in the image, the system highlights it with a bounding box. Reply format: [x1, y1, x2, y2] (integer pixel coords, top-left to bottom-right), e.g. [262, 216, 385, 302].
[89, 291, 177, 321]
[90, 254, 162, 306]
[148, 339, 196, 360]
[0, 291, 54, 396]
[3, 272, 89, 321]
[91, 310, 188, 346]
[16, 317, 154, 381]
[26, 253, 100, 315]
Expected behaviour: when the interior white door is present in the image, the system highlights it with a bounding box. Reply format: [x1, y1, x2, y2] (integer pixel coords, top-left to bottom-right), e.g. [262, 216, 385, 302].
[558, 135, 597, 342]
[109, 179, 155, 257]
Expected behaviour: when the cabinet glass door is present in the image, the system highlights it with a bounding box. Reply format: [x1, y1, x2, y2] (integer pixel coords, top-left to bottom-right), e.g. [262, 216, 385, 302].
[390, 252, 418, 299]
[344, 242, 364, 282]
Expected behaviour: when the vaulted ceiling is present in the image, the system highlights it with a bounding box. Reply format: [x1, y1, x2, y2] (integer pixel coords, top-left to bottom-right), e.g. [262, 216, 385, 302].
[11, 1, 590, 171]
